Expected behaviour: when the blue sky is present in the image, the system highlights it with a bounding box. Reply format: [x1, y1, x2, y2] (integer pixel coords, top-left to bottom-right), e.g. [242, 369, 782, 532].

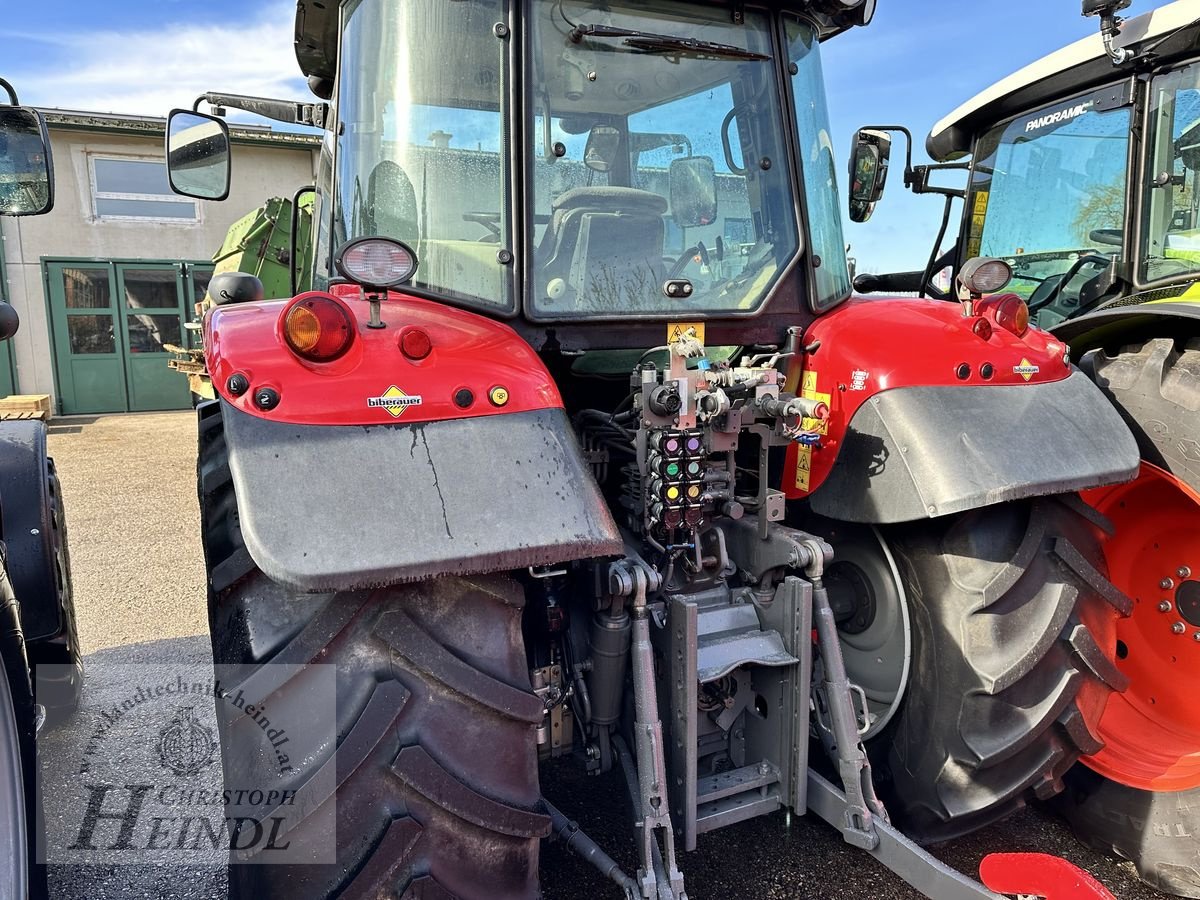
[1, 0, 1160, 273]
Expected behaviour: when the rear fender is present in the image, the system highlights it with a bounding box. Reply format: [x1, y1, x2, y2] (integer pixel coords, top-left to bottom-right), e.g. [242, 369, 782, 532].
[204, 292, 622, 591]
[0, 421, 62, 642]
[782, 298, 1139, 523]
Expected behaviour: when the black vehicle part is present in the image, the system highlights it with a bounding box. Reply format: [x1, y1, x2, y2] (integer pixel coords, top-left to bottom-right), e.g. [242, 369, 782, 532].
[1056, 766, 1200, 898]
[207, 272, 264, 306]
[0, 422, 81, 720]
[199, 401, 548, 899]
[879, 497, 1127, 842]
[27, 459, 81, 723]
[219, 401, 621, 592]
[0, 548, 46, 899]
[1080, 336, 1200, 494]
[807, 371, 1139, 524]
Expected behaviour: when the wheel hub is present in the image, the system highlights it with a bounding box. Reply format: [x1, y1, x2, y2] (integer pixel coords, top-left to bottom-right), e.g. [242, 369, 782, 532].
[1176, 579, 1200, 628]
[828, 526, 910, 741]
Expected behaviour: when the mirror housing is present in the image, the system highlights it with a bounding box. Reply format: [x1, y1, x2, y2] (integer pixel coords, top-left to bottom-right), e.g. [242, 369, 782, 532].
[0, 301, 18, 341]
[166, 110, 231, 201]
[0, 106, 54, 216]
[670, 156, 717, 229]
[848, 129, 890, 223]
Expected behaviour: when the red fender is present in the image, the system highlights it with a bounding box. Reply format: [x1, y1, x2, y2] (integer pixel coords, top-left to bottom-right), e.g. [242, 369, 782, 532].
[781, 296, 1073, 498]
[979, 853, 1116, 899]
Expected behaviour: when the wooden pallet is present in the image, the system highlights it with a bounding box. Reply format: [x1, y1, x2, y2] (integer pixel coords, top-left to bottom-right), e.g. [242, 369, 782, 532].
[0, 394, 51, 418]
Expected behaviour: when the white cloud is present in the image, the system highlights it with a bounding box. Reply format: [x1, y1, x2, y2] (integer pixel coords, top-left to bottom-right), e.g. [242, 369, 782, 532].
[5, 2, 309, 118]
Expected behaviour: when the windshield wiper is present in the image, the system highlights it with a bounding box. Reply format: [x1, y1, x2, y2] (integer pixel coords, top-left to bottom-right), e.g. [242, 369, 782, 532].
[569, 23, 770, 62]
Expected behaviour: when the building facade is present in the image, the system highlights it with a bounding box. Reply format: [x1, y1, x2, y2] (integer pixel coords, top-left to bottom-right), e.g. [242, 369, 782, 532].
[0, 110, 318, 415]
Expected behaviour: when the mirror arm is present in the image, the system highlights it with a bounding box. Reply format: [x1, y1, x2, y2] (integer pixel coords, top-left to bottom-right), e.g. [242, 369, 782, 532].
[193, 93, 330, 129]
[0, 78, 18, 106]
[909, 162, 967, 199]
[290, 186, 317, 298]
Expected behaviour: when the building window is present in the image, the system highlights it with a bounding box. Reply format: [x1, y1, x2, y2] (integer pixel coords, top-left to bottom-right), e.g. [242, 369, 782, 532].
[91, 157, 199, 222]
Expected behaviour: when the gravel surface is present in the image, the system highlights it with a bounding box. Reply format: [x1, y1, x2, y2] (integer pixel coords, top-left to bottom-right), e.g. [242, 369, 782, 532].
[38, 410, 1170, 900]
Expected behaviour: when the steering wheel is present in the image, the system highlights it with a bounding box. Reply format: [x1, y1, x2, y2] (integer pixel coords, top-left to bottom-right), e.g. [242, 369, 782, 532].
[1089, 228, 1124, 248]
[463, 211, 502, 243]
[1028, 254, 1110, 313]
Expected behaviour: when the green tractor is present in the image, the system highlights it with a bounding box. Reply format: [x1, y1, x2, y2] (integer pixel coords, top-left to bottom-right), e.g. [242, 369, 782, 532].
[852, 1, 1200, 895]
[168, 193, 315, 402]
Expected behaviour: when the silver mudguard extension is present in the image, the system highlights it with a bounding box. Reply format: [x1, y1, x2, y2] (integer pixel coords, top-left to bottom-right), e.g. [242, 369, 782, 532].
[807, 370, 1140, 524]
[221, 403, 622, 591]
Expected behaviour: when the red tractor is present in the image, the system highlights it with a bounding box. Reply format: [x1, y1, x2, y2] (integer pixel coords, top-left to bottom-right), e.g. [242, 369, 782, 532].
[167, 2, 1140, 897]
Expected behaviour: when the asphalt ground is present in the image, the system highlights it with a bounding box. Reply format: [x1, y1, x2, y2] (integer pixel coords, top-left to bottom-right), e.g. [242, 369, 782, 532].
[38, 410, 1170, 900]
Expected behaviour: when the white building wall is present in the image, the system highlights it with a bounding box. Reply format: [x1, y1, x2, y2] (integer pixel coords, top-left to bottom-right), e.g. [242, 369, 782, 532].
[0, 126, 316, 407]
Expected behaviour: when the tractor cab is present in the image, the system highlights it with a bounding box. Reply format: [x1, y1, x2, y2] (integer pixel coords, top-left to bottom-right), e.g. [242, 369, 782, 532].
[170, 0, 872, 349]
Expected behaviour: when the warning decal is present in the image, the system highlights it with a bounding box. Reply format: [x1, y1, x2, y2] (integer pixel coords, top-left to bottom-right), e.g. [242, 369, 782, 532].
[667, 322, 705, 344]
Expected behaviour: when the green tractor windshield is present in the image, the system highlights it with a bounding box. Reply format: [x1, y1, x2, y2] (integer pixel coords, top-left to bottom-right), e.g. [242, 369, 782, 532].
[331, 0, 847, 318]
[963, 85, 1131, 325]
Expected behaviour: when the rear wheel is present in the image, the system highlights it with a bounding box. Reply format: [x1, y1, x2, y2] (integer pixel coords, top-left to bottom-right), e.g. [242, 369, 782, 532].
[198, 403, 548, 899]
[876, 497, 1127, 842]
[1062, 337, 1200, 897]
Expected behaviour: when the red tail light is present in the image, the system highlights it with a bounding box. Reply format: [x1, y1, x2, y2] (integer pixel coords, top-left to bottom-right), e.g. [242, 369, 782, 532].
[992, 294, 1030, 337]
[283, 293, 355, 361]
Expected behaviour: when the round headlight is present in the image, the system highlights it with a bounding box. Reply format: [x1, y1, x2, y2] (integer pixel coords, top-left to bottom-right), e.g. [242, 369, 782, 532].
[958, 257, 1013, 295]
[335, 237, 418, 290]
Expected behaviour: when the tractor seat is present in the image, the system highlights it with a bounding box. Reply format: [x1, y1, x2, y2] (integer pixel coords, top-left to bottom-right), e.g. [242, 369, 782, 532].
[538, 187, 668, 310]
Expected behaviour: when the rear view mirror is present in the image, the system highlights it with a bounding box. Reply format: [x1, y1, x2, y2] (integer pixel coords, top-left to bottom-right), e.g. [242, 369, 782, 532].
[670, 156, 718, 229]
[166, 110, 231, 201]
[848, 129, 891, 223]
[0, 106, 54, 216]
[0, 301, 18, 341]
[584, 125, 621, 173]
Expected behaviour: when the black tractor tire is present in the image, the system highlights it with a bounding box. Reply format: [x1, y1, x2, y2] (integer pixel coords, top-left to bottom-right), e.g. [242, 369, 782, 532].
[197, 402, 548, 900]
[1059, 337, 1200, 897]
[27, 457, 83, 725]
[879, 496, 1128, 843]
[1056, 766, 1200, 897]
[1081, 336, 1200, 494]
[0, 546, 47, 900]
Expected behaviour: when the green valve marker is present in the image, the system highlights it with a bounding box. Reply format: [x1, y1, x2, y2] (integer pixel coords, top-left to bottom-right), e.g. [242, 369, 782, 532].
[666, 462, 681, 477]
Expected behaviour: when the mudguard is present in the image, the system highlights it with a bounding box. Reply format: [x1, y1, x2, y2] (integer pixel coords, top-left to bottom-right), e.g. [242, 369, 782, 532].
[806, 372, 1139, 523]
[1051, 299, 1200, 353]
[220, 401, 622, 592]
[781, 297, 1140, 523]
[0, 421, 61, 642]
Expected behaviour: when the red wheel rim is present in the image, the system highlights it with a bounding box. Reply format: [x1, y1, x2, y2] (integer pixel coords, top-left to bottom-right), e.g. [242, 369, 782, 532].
[1081, 463, 1200, 792]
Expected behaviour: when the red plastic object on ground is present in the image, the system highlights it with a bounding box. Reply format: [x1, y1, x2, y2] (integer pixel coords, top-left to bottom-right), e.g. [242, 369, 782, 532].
[979, 853, 1116, 899]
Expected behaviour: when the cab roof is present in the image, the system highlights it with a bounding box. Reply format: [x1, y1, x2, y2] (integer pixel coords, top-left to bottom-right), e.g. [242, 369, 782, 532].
[927, 0, 1200, 161]
[294, 0, 873, 86]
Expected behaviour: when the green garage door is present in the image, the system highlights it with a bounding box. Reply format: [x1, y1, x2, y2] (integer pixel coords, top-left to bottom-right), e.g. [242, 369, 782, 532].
[46, 260, 213, 415]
